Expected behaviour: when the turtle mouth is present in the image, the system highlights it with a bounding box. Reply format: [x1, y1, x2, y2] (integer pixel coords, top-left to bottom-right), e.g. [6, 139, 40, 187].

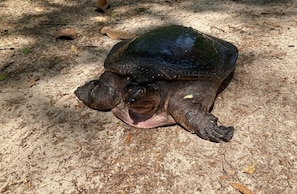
[127, 99, 157, 114]
[128, 109, 154, 124]
[123, 83, 161, 114]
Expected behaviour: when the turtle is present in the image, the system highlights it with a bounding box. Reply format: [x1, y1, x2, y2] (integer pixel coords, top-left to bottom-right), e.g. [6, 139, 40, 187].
[75, 25, 238, 143]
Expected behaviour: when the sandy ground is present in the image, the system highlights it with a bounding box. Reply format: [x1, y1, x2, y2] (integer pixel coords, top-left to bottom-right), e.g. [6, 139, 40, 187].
[1, 0, 297, 193]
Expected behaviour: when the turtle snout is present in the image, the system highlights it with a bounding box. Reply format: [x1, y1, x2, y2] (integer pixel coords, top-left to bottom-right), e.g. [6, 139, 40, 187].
[75, 79, 120, 111]
[74, 80, 98, 103]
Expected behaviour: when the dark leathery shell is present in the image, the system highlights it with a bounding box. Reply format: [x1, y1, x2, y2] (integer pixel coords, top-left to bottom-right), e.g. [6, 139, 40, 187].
[104, 25, 238, 83]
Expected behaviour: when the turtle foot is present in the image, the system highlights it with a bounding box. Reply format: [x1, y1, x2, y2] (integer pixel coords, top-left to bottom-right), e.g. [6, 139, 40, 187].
[198, 124, 234, 143]
[193, 113, 234, 143]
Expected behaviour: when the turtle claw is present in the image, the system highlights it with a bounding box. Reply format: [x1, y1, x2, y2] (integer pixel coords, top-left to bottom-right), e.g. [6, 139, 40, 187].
[194, 114, 234, 143]
[203, 126, 234, 143]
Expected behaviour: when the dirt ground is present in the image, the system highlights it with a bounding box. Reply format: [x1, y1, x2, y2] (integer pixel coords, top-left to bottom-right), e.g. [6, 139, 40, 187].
[0, 0, 297, 193]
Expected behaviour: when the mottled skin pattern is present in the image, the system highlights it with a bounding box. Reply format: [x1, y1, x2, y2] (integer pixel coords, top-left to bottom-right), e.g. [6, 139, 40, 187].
[75, 25, 238, 143]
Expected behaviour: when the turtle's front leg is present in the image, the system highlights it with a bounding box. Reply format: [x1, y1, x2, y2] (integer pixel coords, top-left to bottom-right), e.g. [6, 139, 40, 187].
[168, 98, 234, 143]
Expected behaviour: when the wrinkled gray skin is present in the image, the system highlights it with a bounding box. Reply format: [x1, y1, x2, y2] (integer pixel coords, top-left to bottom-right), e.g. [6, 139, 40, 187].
[75, 25, 238, 143]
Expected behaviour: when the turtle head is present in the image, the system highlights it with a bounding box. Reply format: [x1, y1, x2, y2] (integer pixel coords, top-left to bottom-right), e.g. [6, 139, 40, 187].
[123, 83, 161, 114]
[75, 79, 120, 111]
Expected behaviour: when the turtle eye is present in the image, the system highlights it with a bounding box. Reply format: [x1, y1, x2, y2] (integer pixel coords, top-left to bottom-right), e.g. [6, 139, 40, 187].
[138, 88, 146, 94]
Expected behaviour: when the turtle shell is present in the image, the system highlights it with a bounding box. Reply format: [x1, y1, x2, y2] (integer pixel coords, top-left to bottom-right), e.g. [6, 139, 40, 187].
[104, 25, 238, 83]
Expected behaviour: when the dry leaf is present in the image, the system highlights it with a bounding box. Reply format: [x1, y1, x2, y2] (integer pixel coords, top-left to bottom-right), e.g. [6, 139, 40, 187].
[28, 76, 40, 87]
[92, 16, 107, 22]
[101, 27, 137, 40]
[230, 183, 253, 194]
[111, 190, 125, 194]
[54, 28, 77, 40]
[219, 175, 228, 179]
[270, 52, 286, 58]
[244, 161, 259, 174]
[96, 0, 109, 12]
[244, 163, 256, 174]
[71, 45, 79, 55]
[74, 103, 84, 109]
[125, 134, 132, 144]
[26, 180, 31, 189]
[34, 6, 44, 12]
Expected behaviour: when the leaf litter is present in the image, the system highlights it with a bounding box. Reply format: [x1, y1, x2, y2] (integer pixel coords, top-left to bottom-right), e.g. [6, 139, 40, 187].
[54, 28, 77, 40]
[101, 26, 137, 40]
[244, 161, 258, 174]
[230, 183, 253, 194]
[95, 0, 110, 13]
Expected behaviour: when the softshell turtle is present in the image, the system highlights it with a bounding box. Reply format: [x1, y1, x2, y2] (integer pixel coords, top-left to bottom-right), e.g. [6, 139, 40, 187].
[75, 25, 238, 143]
